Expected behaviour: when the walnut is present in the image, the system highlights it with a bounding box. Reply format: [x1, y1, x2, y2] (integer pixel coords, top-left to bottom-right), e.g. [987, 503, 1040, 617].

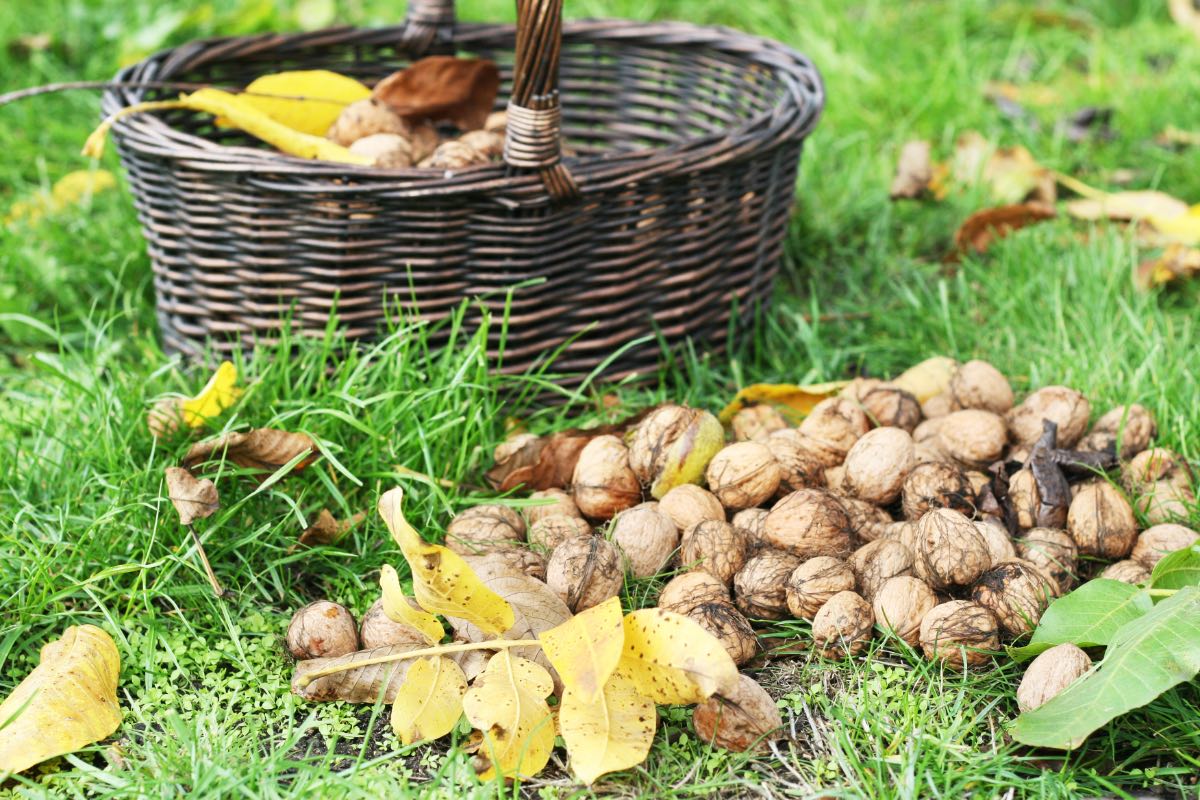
[811, 591, 874, 658]
[912, 417, 944, 445]
[524, 488, 582, 526]
[286, 601, 358, 660]
[1098, 559, 1150, 584]
[1016, 643, 1091, 712]
[693, 673, 782, 752]
[731, 507, 770, 549]
[731, 405, 788, 442]
[936, 410, 1007, 469]
[843, 427, 916, 506]
[948, 360, 1013, 414]
[1015, 528, 1077, 595]
[457, 129, 504, 159]
[785, 556, 856, 618]
[572, 435, 642, 520]
[1135, 480, 1195, 526]
[658, 484, 726, 532]
[348, 133, 414, 167]
[965, 471, 992, 497]
[797, 397, 872, 465]
[445, 504, 525, 555]
[914, 509, 992, 590]
[840, 496, 894, 542]
[1007, 467, 1066, 530]
[681, 520, 747, 585]
[1079, 404, 1156, 459]
[1131, 523, 1199, 568]
[1124, 448, 1192, 493]
[970, 561, 1054, 637]
[658, 571, 730, 614]
[857, 384, 922, 432]
[762, 489, 853, 559]
[685, 602, 758, 666]
[765, 430, 827, 493]
[420, 140, 491, 169]
[921, 392, 954, 418]
[825, 465, 846, 493]
[546, 536, 623, 612]
[872, 576, 937, 646]
[326, 98, 409, 145]
[359, 599, 427, 650]
[705, 442, 782, 511]
[484, 110, 508, 132]
[975, 519, 1017, 564]
[733, 550, 802, 619]
[901, 461, 975, 520]
[1006, 386, 1091, 447]
[627, 405, 724, 495]
[849, 539, 915, 601]
[483, 543, 548, 580]
[1067, 482, 1137, 559]
[527, 514, 591, 552]
[610, 502, 680, 578]
[919, 600, 1000, 669]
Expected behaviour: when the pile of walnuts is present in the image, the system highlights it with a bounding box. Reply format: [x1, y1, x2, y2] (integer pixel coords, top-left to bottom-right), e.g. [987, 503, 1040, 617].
[327, 99, 507, 169]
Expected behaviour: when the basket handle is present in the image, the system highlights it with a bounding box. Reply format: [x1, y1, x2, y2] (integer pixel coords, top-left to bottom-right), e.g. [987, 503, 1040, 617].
[404, 0, 579, 201]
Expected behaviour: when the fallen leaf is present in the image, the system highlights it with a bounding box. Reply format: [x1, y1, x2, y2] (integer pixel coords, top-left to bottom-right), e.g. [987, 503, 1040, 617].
[891, 356, 958, 403]
[224, 71, 370, 136]
[1147, 205, 1200, 245]
[7, 32, 53, 58]
[539, 596, 624, 703]
[615, 609, 739, 705]
[182, 429, 319, 473]
[292, 642, 439, 702]
[4, 169, 116, 227]
[372, 56, 500, 131]
[1169, 0, 1200, 39]
[179, 361, 242, 427]
[293, 509, 365, 550]
[952, 132, 1055, 204]
[378, 488, 515, 636]
[983, 81, 1061, 108]
[889, 140, 934, 200]
[0, 625, 121, 774]
[953, 202, 1056, 255]
[164, 466, 219, 526]
[390, 656, 468, 745]
[1057, 107, 1114, 143]
[560, 670, 655, 785]
[1064, 191, 1189, 222]
[380, 564, 445, 645]
[84, 89, 372, 164]
[718, 381, 849, 425]
[462, 651, 555, 780]
[1155, 126, 1200, 149]
[1135, 244, 1200, 290]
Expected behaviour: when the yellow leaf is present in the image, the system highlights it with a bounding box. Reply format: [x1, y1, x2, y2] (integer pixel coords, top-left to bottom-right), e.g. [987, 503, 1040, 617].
[718, 381, 849, 425]
[0, 625, 121, 774]
[539, 596, 624, 703]
[4, 169, 116, 226]
[615, 609, 738, 705]
[179, 360, 242, 427]
[83, 90, 372, 165]
[380, 564, 444, 645]
[1065, 191, 1190, 222]
[377, 488, 515, 636]
[462, 651, 555, 780]
[891, 356, 958, 403]
[951, 132, 1054, 204]
[224, 70, 371, 136]
[390, 656, 467, 745]
[560, 671, 655, 785]
[1148, 205, 1200, 246]
[1135, 244, 1200, 291]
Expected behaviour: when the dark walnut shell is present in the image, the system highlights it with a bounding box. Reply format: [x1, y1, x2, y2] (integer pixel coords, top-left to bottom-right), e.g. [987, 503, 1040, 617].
[1006, 386, 1090, 447]
[762, 489, 853, 559]
[685, 602, 758, 666]
[546, 535, 623, 613]
[657, 571, 730, 614]
[811, 591, 874, 658]
[1015, 528, 1077, 595]
[914, 509, 992, 591]
[849, 539, 915, 602]
[871, 576, 937, 646]
[970, 560, 1055, 638]
[692, 673, 782, 752]
[948, 360, 1013, 414]
[287, 600, 359, 660]
[658, 484, 726, 533]
[681, 520, 748, 585]
[1067, 482, 1137, 560]
[705, 442, 782, 511]
[919, 600, 1000, 669]
[785, 555, 856, 619]
[843, 427, 917, 506]
[901, 461, 975, 520]
[610, 502, 680, 578]
[1016, 643, 1091, 712]
[445, 504, 525, 556]
[797, 397, 872, 466]
[733, 549, 803, 619]
[572, 435, 642, 520]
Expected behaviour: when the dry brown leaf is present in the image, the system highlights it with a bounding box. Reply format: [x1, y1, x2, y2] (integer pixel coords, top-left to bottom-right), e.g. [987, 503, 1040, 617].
[292, 642, 468, 703]
[953, 203, 1057, 255]
[889, 140, 934, 200]
[372, 56, 500, 131]
[182, 429, 319, 474]
[1169, 0, 1200, 38]
[293, 509, 365, 550]
[164, 467, 219, 526]
[1135, 244, 1200, 291]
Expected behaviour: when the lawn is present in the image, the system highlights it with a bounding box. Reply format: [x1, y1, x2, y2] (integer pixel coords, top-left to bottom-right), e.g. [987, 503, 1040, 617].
[2, 0, 1200, 797]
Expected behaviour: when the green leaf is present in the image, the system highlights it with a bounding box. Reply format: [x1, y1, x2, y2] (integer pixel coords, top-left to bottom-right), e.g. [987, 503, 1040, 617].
[1008, 579, 1152, 661]
[1149, 544, 1200, 591]
[1011, 586, 1200, 750]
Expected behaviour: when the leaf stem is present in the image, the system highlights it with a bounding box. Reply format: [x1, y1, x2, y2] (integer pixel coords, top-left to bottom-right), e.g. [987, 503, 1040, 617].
[295, 638, 543, 688]
[1144, 588, 1178, 597]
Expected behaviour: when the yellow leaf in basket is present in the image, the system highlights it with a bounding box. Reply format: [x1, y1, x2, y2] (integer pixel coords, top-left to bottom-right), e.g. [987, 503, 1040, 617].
[83, 89, 372, 165]
[180, 360, 242, 427]
[718, 381, 849, 425]
[221, 70, 371, 136]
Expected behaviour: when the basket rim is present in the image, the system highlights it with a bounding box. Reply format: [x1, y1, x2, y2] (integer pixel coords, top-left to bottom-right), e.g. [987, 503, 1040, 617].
[104, 18, 824, 200]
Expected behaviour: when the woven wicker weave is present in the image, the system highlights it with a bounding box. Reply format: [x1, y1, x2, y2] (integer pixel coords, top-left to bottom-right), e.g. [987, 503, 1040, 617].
[102, 0, 823, 379]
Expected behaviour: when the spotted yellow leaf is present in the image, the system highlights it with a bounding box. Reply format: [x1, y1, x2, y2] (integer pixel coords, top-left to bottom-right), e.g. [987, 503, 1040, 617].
[539, 596, 624, 703]
[390, 656, 467, 745]
[616, 608, 738, 705]
[718, 381, 849, 425]
[180, 361, 242, 427]
[377, 488, 515, 636]
[379, 564, 444, 645]
[560, 670, 655, 785]
[226, 70, 371, 136]
[462, 651, 555, 780]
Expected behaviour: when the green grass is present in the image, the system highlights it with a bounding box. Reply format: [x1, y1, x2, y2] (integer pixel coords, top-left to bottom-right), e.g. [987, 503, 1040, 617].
[2, 0, 1200, 797]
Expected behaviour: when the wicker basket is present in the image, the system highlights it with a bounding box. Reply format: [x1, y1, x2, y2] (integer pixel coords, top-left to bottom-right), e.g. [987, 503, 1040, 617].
[103, 0, 823, 379]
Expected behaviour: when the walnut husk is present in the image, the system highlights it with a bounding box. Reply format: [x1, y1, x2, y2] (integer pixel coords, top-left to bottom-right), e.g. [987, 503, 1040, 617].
[610, 502, 680, 578]
[849, 539, 915, 601]
[970, 560, 1054, 638]
[1016, 643, 1091, 712]
[527, 514, 591, 552]
[1131, 523, 1199, 568]
[1006, 386, 1091, 447]
[901, 461, 975, 520]
[765, 430, 827, 494]
[1015, 527, 1077, 595]
[948, 360, 1013, 414]
[731, 405, 788, 443]
[872, 576, 937, 646]
[546, 536, 623, 612]
[762, 489, 853, 559]
[287, 600, 359, 660]
[919, 600, 1000, 669]
[658, 484, 726, 532]
[705, 442, 782, 511]
[797, 397, 872, 465]
[693, 673, 782, 752]
[785, 556, 856, 619]
[914, 508, 992, 590]
[657, 571, 730, 614]
[1079, 404, 1156, 459]
[734, 549, 803, 619]
[681, 520, 748, 585]
[1098, 559, 1151, 584]
[811, 591, 874, 658]
[572, 434, 642, 520]
[936, 410, 1007, 470]
[1007, 466, 1067, 530]
[1067, 482, 1137, 559]
[685, 602, 759, 666]
[445, 504, 525, 555]
[843, 427, 917, 506]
